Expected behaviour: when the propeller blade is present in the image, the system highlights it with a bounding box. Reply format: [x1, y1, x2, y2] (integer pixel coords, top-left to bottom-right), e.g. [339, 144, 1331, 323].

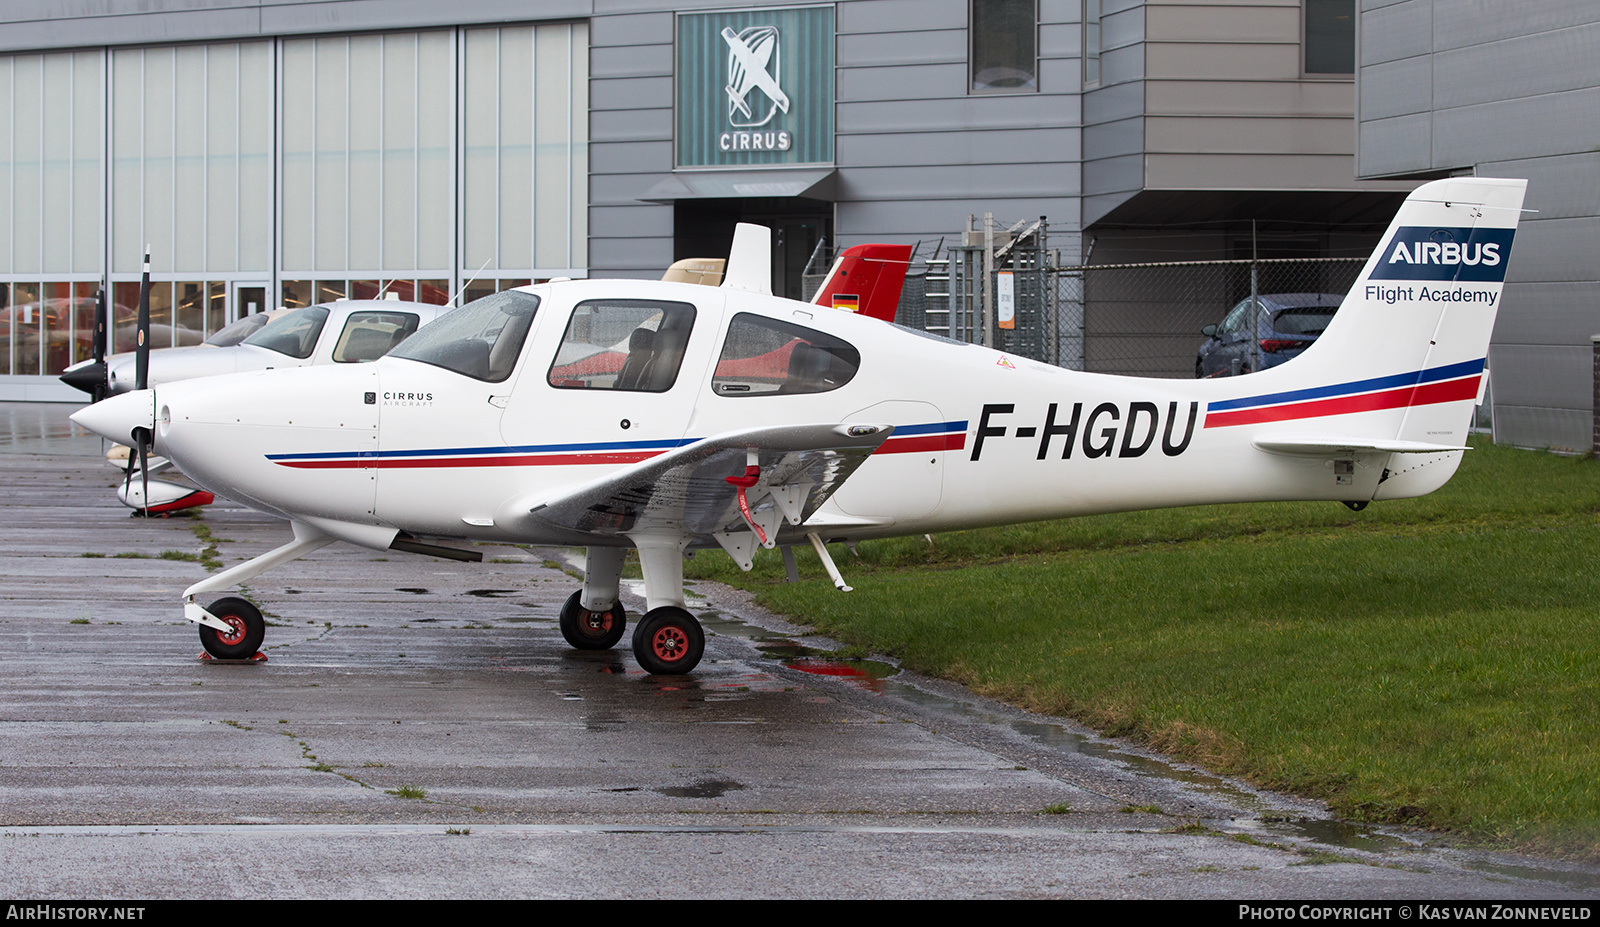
[135, 248, 150, 392]
[122, 437, 135, 502]
[138, 430, 150, 518]
[92, 281, 108, 402]
[92, 281, 107, 365]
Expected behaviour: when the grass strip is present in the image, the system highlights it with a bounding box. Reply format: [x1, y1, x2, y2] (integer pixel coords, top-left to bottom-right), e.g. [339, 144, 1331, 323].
[685, 438, 1600, 859]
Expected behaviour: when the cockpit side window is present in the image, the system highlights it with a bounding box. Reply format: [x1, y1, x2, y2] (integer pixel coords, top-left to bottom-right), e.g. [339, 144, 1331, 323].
[388, 290, 540, 382]
[547, 299, 697, 392]
[241, 305, 331, 359]
[333, 311, 422, 363]
[711, 313, 860, 397]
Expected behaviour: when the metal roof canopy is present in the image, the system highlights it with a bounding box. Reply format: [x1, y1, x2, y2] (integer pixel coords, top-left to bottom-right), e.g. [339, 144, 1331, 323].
[1087, 189, 1410, 233]
[641, 169, 837, 204]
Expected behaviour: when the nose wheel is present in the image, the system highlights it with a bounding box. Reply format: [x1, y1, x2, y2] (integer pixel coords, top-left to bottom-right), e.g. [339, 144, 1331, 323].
[198, 596, 265, 660]
[631, 607, 705, 675]
[558, 591, 627, 650]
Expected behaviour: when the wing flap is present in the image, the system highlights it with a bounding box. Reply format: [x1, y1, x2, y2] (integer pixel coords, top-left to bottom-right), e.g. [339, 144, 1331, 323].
[1252, 434, 1470, 458]
[527, 423, 894, 542]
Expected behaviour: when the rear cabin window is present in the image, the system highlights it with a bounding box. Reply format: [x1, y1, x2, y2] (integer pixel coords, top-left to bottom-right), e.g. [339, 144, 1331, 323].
[332, 310, 422, 363]
[548, 299, 697, 392]
[711, 313, 860, 396]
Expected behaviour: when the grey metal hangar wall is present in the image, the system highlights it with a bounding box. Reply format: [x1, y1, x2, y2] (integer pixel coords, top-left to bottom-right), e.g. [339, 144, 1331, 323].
[586, 0, 1087, 291]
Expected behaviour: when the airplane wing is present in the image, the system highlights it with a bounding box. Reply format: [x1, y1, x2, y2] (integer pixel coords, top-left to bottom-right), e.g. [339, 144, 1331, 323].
[522, 423, 893, 558]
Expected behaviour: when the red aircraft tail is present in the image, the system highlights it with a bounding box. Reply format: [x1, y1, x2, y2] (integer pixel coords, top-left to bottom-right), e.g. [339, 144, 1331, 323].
[809, 243, 913, 322]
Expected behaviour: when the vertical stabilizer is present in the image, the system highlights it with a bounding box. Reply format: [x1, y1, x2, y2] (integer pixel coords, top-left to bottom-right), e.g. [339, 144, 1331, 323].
[1218, 177, 1526, 500]
[810, 243, 914, 321]
[722, 223, 773, 295]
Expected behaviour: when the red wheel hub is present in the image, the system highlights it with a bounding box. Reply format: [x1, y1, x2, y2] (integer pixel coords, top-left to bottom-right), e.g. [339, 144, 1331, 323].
[582, 610, 613, 635]
[215, 615, 247, 646]
[651, 626, 688, 662]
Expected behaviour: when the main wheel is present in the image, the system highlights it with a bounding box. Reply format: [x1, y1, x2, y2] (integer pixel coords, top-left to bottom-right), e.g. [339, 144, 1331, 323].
[198, 596, 265, 660]
[558, 590, 627, 650]
[631, 607, 705, 675]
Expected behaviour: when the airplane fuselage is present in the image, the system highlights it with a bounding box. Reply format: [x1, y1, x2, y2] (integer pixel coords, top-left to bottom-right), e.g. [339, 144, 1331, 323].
[148, 275, 1471, 551]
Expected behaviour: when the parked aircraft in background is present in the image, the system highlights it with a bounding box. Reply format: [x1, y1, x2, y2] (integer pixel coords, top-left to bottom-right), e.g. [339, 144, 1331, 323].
[62, 299, 453, 401]
[71, 178, 1525, 674]
[64, 299, 451, 514]
[808, 243, 912, 321]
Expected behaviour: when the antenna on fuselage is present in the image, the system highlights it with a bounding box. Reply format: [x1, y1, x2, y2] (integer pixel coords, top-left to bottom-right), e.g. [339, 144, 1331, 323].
[448, 258, 494, 307]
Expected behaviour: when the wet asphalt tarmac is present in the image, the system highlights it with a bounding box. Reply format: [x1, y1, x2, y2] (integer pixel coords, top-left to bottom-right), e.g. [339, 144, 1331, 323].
[1, 403, 1597, 900]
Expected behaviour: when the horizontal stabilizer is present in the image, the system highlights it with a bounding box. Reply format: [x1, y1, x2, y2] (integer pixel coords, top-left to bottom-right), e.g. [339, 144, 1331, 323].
[1252, 434, 1471, 458]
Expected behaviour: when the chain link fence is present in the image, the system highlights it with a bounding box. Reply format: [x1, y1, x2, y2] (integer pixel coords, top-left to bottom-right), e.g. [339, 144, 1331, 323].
[897, 237, 1362, 379]
[1058, 257, 1365, 378]
[819, 218, 1369, 381]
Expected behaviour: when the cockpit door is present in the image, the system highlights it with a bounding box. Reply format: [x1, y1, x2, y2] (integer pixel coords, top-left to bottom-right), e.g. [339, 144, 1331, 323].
[498, 291, 724, 469]
[372, 290, 542, 535]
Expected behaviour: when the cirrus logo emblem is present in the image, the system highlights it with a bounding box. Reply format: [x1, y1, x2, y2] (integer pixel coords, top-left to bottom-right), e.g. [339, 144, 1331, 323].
[723, 25, 788, 127]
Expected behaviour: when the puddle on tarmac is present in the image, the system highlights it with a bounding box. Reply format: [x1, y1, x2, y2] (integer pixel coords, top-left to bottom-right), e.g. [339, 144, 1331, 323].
[396, 588, 429, 595]
[464, 589, 518, 598]
[654, 779, 744, 799]
[1464, 860, 1600, 892]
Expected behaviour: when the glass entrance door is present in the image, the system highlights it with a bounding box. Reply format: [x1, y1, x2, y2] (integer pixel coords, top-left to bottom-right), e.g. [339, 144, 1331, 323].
[231, 282, 271, 325]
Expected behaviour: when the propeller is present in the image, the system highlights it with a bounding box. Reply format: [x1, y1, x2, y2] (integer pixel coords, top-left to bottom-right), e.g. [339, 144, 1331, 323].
[125, 248, 154, 517]
[57, 279, 111, 399]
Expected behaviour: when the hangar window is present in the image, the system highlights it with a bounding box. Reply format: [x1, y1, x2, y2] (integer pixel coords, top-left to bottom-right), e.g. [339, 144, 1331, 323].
[1304, 0, 1355, 75]
[548, 299, 698, 392]
[971, 0, 1037, 93]
[712, 313, 859, 397]
[1083, 0, 1101, 86]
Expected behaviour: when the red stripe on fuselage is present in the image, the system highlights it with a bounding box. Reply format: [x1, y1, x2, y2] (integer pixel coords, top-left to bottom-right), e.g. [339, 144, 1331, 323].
[873, 433, 966, 455]
[1204, 376, 1480, 428]
[275, 451, 661, 469]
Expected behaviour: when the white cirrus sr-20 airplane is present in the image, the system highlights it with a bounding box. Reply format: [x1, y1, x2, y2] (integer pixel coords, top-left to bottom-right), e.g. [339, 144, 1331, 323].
[73, 177, 1526, 674]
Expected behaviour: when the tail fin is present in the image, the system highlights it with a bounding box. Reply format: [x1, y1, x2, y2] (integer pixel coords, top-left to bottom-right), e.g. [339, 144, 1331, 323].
[1222, 176, 1523, 461]
[810, 243, 913, 322]
[1219, 178, 1526, 499]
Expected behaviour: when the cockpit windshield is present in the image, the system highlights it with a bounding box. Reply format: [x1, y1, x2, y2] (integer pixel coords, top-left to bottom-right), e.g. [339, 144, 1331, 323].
[241, 306, 330, 358]
[388, 290, 541, 382]
[206, 311, 274, 346]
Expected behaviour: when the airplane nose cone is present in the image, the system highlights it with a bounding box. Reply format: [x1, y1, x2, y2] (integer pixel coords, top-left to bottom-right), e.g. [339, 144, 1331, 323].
[59, 360, 108, 397]
[71, 389, 156, 445]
